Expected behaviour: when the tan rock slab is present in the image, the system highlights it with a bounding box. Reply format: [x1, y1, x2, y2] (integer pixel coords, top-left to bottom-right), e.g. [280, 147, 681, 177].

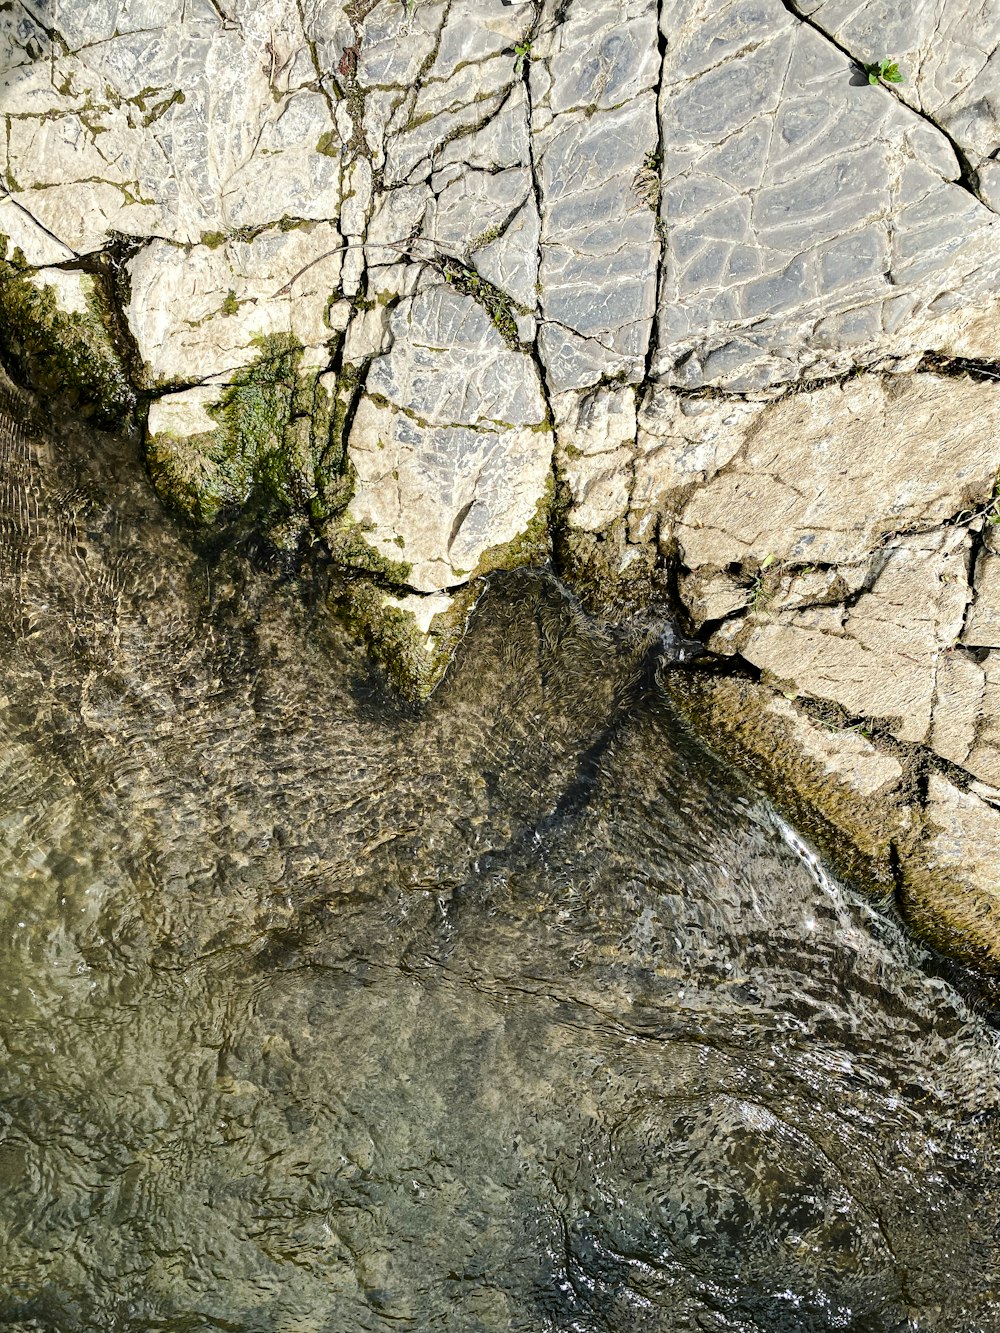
[741, 527, 972, 743]
[678, 374, 1000, 570]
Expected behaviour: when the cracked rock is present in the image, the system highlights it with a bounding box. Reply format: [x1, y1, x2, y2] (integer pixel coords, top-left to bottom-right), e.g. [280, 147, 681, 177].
[902, 773, 1000, 967]
[676, 373, 1000, 573]
[658, 0, 1000, 390]
[554, 384, 637, 533]
[531, 0, 661, 391]
[740, 526, 972, 744]
[962, 524, 1000, 648]
[795, 0, 1000, 206]
[346, 284, 551, 591]
[127, 222, 343, 386]
[931, 648, 1000, 786]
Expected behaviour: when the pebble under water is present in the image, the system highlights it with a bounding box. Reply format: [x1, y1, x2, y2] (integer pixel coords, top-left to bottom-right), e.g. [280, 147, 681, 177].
[1, 376, 999, 1333]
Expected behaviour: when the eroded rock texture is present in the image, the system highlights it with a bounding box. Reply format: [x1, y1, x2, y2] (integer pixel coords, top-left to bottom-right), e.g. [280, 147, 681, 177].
[4, 0, 1000, 956]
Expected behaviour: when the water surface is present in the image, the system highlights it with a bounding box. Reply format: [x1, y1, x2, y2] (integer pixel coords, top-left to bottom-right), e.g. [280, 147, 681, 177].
[0, 378, 998, 1331]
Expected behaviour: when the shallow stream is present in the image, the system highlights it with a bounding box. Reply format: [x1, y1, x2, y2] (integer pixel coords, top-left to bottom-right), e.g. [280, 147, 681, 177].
[1, 377, 999, 1331]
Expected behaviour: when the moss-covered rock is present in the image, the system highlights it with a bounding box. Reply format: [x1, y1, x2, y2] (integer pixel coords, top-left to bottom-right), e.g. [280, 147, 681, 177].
[555, 516, 664, 621]
[0, 257, 134, 428]
[899, 775, 1000, 975]
[662, 669, 917, 896]
[334, 580, 480, 701]
[145, 336, 342, 531]
[467, 470, 555, 581]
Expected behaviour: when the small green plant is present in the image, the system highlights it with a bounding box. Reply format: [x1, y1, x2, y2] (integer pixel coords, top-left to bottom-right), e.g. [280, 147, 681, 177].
[514, 41, 532, 75]
[748, 552, 777, 612]
[633, 151, 661, 211]
[864, 57, 904, 86]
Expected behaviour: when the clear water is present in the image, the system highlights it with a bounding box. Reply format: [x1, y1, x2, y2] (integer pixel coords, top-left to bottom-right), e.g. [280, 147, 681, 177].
[1, 377, 999, 1332]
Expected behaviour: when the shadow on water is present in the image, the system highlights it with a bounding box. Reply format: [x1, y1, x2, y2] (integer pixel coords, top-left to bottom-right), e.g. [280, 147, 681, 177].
[0, 370, 999, 1332]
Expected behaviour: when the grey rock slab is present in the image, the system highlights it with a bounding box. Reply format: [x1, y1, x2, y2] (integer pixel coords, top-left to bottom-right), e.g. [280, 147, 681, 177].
[537, 323, 640, 396]
[554, 385, 637, 533]
[963, 530, 1000, 648]
[929, 650, 999, 784]
[930, 644, 1000, 789]
[635, 389, 761, 497]
[364, 284, 546, 427]
[383, 92, 512, 187]
[430, 0, 532, 75]
[346, 285, 550, 592]
[471, 196, 540, 308]
[534, 95, 660, 390]
[424, 167, 531, 259]
[796, 0, 1000, 194]
[911, 773, 1000, 947]
[356, 1, 447, 88]
[658, 0, 1000, 389]
[4, 0, 345, 248]
[537, 0, 660, 116]
[437, 84, 531, 172]
[364, 185, 431, 271]
[0, 193, 77, 266]
[676, 374, 1000, 574]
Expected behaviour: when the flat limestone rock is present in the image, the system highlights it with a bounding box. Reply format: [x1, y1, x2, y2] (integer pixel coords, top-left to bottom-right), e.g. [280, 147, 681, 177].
[962, 526, 1000, 648]
[657, 0, 1000, 389]
[741, 527, 972, 744]
[5, 0, 345, 251]
[930, 649, 1000, 787]
[346, 284, 551, 592]
[7, 0, 1000, 935]
[5, 0, 1000, 407]
[798, 0, 1000, 202]
[553, 385, 637, 534]
[676, 374, 1000, 572]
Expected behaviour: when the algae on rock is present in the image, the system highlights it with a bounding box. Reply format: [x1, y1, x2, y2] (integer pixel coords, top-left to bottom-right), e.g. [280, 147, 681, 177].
[146, 335, 336, 532]
[334, 579, 479, 702]
[0, 256, 134, 429]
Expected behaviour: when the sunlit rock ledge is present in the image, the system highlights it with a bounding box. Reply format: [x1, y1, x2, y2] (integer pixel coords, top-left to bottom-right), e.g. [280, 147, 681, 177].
[3, 0, 1000, 968]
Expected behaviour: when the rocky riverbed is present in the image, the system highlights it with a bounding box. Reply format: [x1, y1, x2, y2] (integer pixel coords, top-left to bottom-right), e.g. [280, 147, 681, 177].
[3, 2, 1000, 966]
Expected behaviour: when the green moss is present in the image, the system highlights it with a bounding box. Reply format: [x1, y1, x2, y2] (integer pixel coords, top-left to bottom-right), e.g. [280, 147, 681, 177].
[142, 88, 185, 127]
[221, 289, 240, 316]
[439, 259, 523, 349]
[316, 131, 340, 157]
[0, 256, 134, 428]
[470, 224, 504, 250]
[145, 423, 239, 526]
[314, 363, 361, 517]
[146, 335, 340, 529]
[468, 471, 555, 580]
[321, 508, 413, 584]
[335, 579, 479, 702]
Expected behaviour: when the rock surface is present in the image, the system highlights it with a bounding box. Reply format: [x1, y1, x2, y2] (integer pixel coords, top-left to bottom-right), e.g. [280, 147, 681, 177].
[345, 283, 551, 591]
[5, 0, 1000, 964]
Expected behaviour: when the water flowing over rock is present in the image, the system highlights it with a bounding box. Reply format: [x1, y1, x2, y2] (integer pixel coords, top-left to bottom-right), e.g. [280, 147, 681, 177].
[4, 0, 1000, 964]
